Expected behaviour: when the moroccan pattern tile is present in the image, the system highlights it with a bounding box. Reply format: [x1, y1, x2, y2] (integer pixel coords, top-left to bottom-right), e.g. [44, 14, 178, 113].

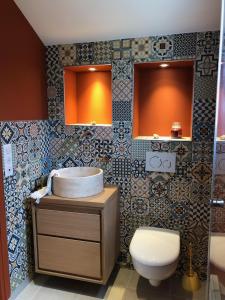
[112, 39, 132, 60]
[194, 75, 217, 100]
[152, 35, 173, 59]
[58, 44, 76, 66]
[131, 196, 149, 216]
[112, 79, 132, 101]
[196, 54, 218, 77]
[171, 142, 192, 162]
[1, 120, 50, 290]
[77, 43, 94, 64]
[173, 33, 197, 59]
[93, 41, 112, 63]
[192, 142, 213, 162]
[2, 31, 220, 291]
[131, 140, 151, 160]
[193, 98, 216, 123]
[131, 177, 150, 197]
[132, 37, 152, 60]
[196, 31, 220, 56]
[169, 178, 191, 202]
[112, 59, 132, 80]
[112, 101, 132, 121]
[46, 45, 62, 85]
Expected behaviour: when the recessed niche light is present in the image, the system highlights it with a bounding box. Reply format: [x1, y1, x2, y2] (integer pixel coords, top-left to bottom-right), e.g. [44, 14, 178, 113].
[89, 67, 96, 71]
[160, 63, 169, 68]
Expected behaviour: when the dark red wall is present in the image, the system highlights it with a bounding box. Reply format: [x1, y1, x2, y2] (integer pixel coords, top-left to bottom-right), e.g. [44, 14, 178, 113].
[0, 0, 48, 121]
[0, 1, 48, 299]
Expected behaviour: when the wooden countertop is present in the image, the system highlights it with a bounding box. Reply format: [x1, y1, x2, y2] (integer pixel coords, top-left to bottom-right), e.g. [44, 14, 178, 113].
[38, 185, 118, 208]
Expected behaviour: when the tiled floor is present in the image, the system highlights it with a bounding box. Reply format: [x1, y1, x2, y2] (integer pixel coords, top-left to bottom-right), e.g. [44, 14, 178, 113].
[14, 267, 207, 300]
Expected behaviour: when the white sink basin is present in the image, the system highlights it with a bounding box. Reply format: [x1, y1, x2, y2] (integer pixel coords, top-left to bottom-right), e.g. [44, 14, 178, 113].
[52, 167, 104, 198]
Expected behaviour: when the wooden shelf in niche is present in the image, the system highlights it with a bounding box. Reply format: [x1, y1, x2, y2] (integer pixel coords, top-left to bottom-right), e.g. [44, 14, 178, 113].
[64, 65, 112, 125]
[133, 61, 194, 139]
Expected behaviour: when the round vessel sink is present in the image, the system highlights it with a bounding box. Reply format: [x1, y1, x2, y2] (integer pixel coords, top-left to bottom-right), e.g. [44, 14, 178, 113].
[52, 167, 104, 198]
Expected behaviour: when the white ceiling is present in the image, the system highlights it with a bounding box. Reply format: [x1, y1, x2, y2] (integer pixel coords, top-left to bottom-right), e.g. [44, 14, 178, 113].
[14, 0, 221, 46]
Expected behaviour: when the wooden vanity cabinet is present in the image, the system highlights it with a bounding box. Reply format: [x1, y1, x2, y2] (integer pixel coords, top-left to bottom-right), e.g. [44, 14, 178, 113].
[32, 186, 120, 284]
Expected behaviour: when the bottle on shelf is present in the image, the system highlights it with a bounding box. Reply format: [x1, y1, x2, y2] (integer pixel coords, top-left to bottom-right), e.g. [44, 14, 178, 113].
[171, 122, 182, 139]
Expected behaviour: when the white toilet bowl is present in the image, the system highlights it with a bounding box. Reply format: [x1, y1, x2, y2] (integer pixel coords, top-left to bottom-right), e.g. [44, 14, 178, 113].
[129, 227, 180, 287]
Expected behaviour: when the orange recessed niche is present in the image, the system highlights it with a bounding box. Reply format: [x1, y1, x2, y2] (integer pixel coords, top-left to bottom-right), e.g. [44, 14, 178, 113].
[64, 65, 112, 125]
[133, 61, 194, 139]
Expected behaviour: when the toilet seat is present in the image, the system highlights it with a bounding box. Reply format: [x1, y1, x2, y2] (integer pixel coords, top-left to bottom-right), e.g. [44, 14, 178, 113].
[210, 233, 225, 271]
[129, 227, 180, 267]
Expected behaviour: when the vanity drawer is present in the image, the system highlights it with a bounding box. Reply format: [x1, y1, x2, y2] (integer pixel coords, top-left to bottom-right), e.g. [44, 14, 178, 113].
[38, 235, 101, 279]
[36, 208, 100, 241]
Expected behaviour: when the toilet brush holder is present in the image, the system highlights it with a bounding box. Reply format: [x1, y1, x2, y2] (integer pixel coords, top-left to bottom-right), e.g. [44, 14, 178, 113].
[182, 242, 201, 292]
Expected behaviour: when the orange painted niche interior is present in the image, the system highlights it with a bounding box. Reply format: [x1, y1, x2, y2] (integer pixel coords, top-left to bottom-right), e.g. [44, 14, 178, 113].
[133, 61, 194, 139]
[64, 65, 112, 125]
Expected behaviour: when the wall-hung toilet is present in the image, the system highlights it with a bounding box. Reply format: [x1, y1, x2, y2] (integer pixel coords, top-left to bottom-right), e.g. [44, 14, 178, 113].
[129, 227, 180, 287]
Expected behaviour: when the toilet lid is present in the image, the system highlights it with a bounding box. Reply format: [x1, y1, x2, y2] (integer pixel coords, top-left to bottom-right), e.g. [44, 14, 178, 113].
[210, 233, 225, 271]
[129, 227, 180, 267]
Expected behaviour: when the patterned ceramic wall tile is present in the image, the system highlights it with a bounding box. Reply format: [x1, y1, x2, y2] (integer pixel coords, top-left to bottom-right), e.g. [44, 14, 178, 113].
[93, 126, 113, 140]
[1, 120, 50, 291]
[196, 31, 220, 56]
[195, 54, 218, 77]
[169, 178, 191, 202]
[171, 142, 192, 162]
[149, 197, 172, 221]
[131, 140, 151, 160]
[149, 173, 170, 198]
[173, 33, 197, 59]
[94, 139, 113, 159]
[194, 76, 217, 99]
[191, 181, 211, 203]
[110, 177, 131, 199]
[112, 101, 132, 121]
[112, 79, 132, 101]
[58, 44, 76, 66]
[112, 59, 132, 80]
[151, 35, 174, 59]
[131, 159, 147, 179]
[131, 177, 150, 197]
[189, 202, 210, 226]
[112, 158, 131, 177]
[195, 32, 219, 80]
[77, 42, 94, 64]
[46, 45, 62, 85]
[192, 142, 213, 162]
[112, 139, 131, 159]
[175, 161, 192, 180]
[171, 201, 189, 221]
[193, 121, 214, 142]
[113, 121, 132, 140]
[150, 140, 171, 152]
[93, 41, 112, 63]
[192, 162, 212, 184]
[112, 122, 132, 158]
[131, 37, 152, 60]
[48, 97, 64, 121]
[112, 39, 132, 60]
[131, 196, 149, 216]
[1, 123, 16, 144]
[193, 98, 216, 123]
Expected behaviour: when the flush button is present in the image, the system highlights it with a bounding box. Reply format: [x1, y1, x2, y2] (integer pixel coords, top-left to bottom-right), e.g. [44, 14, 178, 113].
[163, 159, 171, 169]
[146, 151, 176, 173]
[149, 156, 162, 168]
